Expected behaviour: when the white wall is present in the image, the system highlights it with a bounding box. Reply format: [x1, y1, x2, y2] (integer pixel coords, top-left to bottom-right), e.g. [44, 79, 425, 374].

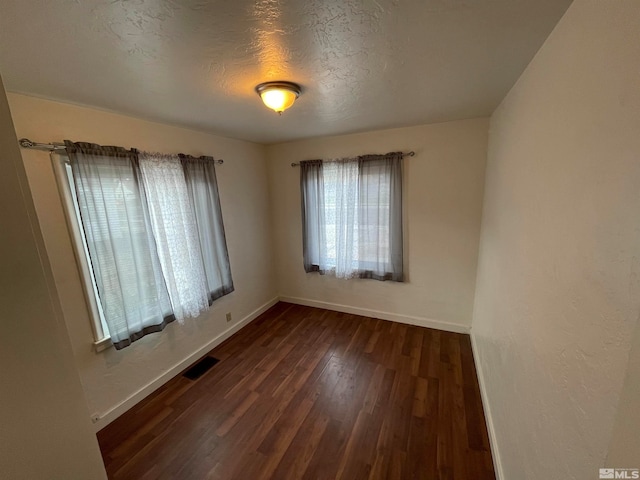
[8, 93, 278, 430]
[0, 78, 107, 478]
[472, 1, 640, 478]
[266, 118, 488, 331]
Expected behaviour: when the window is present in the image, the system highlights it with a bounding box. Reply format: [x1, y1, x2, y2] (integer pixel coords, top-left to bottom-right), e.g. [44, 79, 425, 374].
[54, 141, 233, 350]
[300, 153, 404, 281]
[61, 162, 111, 345]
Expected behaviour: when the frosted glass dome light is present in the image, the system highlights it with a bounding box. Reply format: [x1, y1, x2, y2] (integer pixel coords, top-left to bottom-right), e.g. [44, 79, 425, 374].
[255, 81, 301, 114]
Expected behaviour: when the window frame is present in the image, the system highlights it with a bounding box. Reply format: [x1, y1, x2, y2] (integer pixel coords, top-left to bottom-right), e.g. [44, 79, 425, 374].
[300, 155, 404, 282]
[51, 153, 112, 352]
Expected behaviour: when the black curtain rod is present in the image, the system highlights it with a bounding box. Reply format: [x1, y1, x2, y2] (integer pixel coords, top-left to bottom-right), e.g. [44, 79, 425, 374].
[290, 151, 415, 167]
[18, 138, 224, 164]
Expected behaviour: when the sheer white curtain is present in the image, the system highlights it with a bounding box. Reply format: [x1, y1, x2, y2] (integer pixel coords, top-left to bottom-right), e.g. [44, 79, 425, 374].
[139, 152, 209, 321]
[323, 159, 359, 278]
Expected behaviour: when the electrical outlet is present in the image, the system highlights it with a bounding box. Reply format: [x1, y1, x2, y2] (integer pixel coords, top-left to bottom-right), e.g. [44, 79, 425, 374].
[226, 312, 232, 322]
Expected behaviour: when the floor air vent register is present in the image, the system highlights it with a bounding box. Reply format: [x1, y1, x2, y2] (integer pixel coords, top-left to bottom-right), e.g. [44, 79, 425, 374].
[182, 356, 220, 380]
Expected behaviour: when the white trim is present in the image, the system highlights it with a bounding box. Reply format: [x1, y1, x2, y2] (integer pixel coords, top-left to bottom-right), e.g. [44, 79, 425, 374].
[93, 336, 112, 353]
[470, 332, 504, 480]
[92, 296, 279, 432]
[278, 295, 471, 334]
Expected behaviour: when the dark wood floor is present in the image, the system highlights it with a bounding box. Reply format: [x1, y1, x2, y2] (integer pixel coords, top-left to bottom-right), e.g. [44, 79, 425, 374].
[98, 302, 495, 480]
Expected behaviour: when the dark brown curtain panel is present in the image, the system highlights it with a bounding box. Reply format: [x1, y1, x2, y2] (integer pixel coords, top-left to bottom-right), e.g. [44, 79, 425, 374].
[357, 152, 404, 281]
[300, 159, 326, 273]
[180, 156, 234, 302]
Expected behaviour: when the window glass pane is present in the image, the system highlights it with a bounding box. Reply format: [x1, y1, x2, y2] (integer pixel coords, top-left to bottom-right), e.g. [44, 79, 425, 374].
[65, 162, 110, 338]
[71, 154, 173, 345]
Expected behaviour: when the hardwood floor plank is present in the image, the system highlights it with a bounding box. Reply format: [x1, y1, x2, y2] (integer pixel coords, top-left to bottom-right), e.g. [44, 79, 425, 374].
[408, 328, 424, 376]
[362, 363, 387, 414]
[301, 417, 349, 480]
[412, 375, 429, 418]
[97, 302, 496, 480]
[215, 390, 260, 437]
[255, 397, 316, 478]
[270, 408, 330, 480]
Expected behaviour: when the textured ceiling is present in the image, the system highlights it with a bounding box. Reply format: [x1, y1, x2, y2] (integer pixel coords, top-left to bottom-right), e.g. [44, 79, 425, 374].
[0, 0, 571, 144]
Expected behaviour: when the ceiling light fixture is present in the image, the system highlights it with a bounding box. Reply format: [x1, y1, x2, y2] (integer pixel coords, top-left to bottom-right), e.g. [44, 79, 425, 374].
[255, 81, 301, 114]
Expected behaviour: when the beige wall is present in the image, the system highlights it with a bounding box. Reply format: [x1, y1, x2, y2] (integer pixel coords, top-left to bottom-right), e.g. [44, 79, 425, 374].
[0, 79, 107, 478]
[606, 317, 640, 467]
[472, 1, 640, 478]
[8, 93, 278, 430]
[266, 118, 488, 331]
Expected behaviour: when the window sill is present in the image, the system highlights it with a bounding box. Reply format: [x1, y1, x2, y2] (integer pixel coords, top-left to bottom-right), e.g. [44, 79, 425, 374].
[94, 336, 113, 353]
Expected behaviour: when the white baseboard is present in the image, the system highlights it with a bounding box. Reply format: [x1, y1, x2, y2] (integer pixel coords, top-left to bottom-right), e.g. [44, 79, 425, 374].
[93, 296, 279, 432]
[278, 295, 470, 334]
[470, 332, 504, 480]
